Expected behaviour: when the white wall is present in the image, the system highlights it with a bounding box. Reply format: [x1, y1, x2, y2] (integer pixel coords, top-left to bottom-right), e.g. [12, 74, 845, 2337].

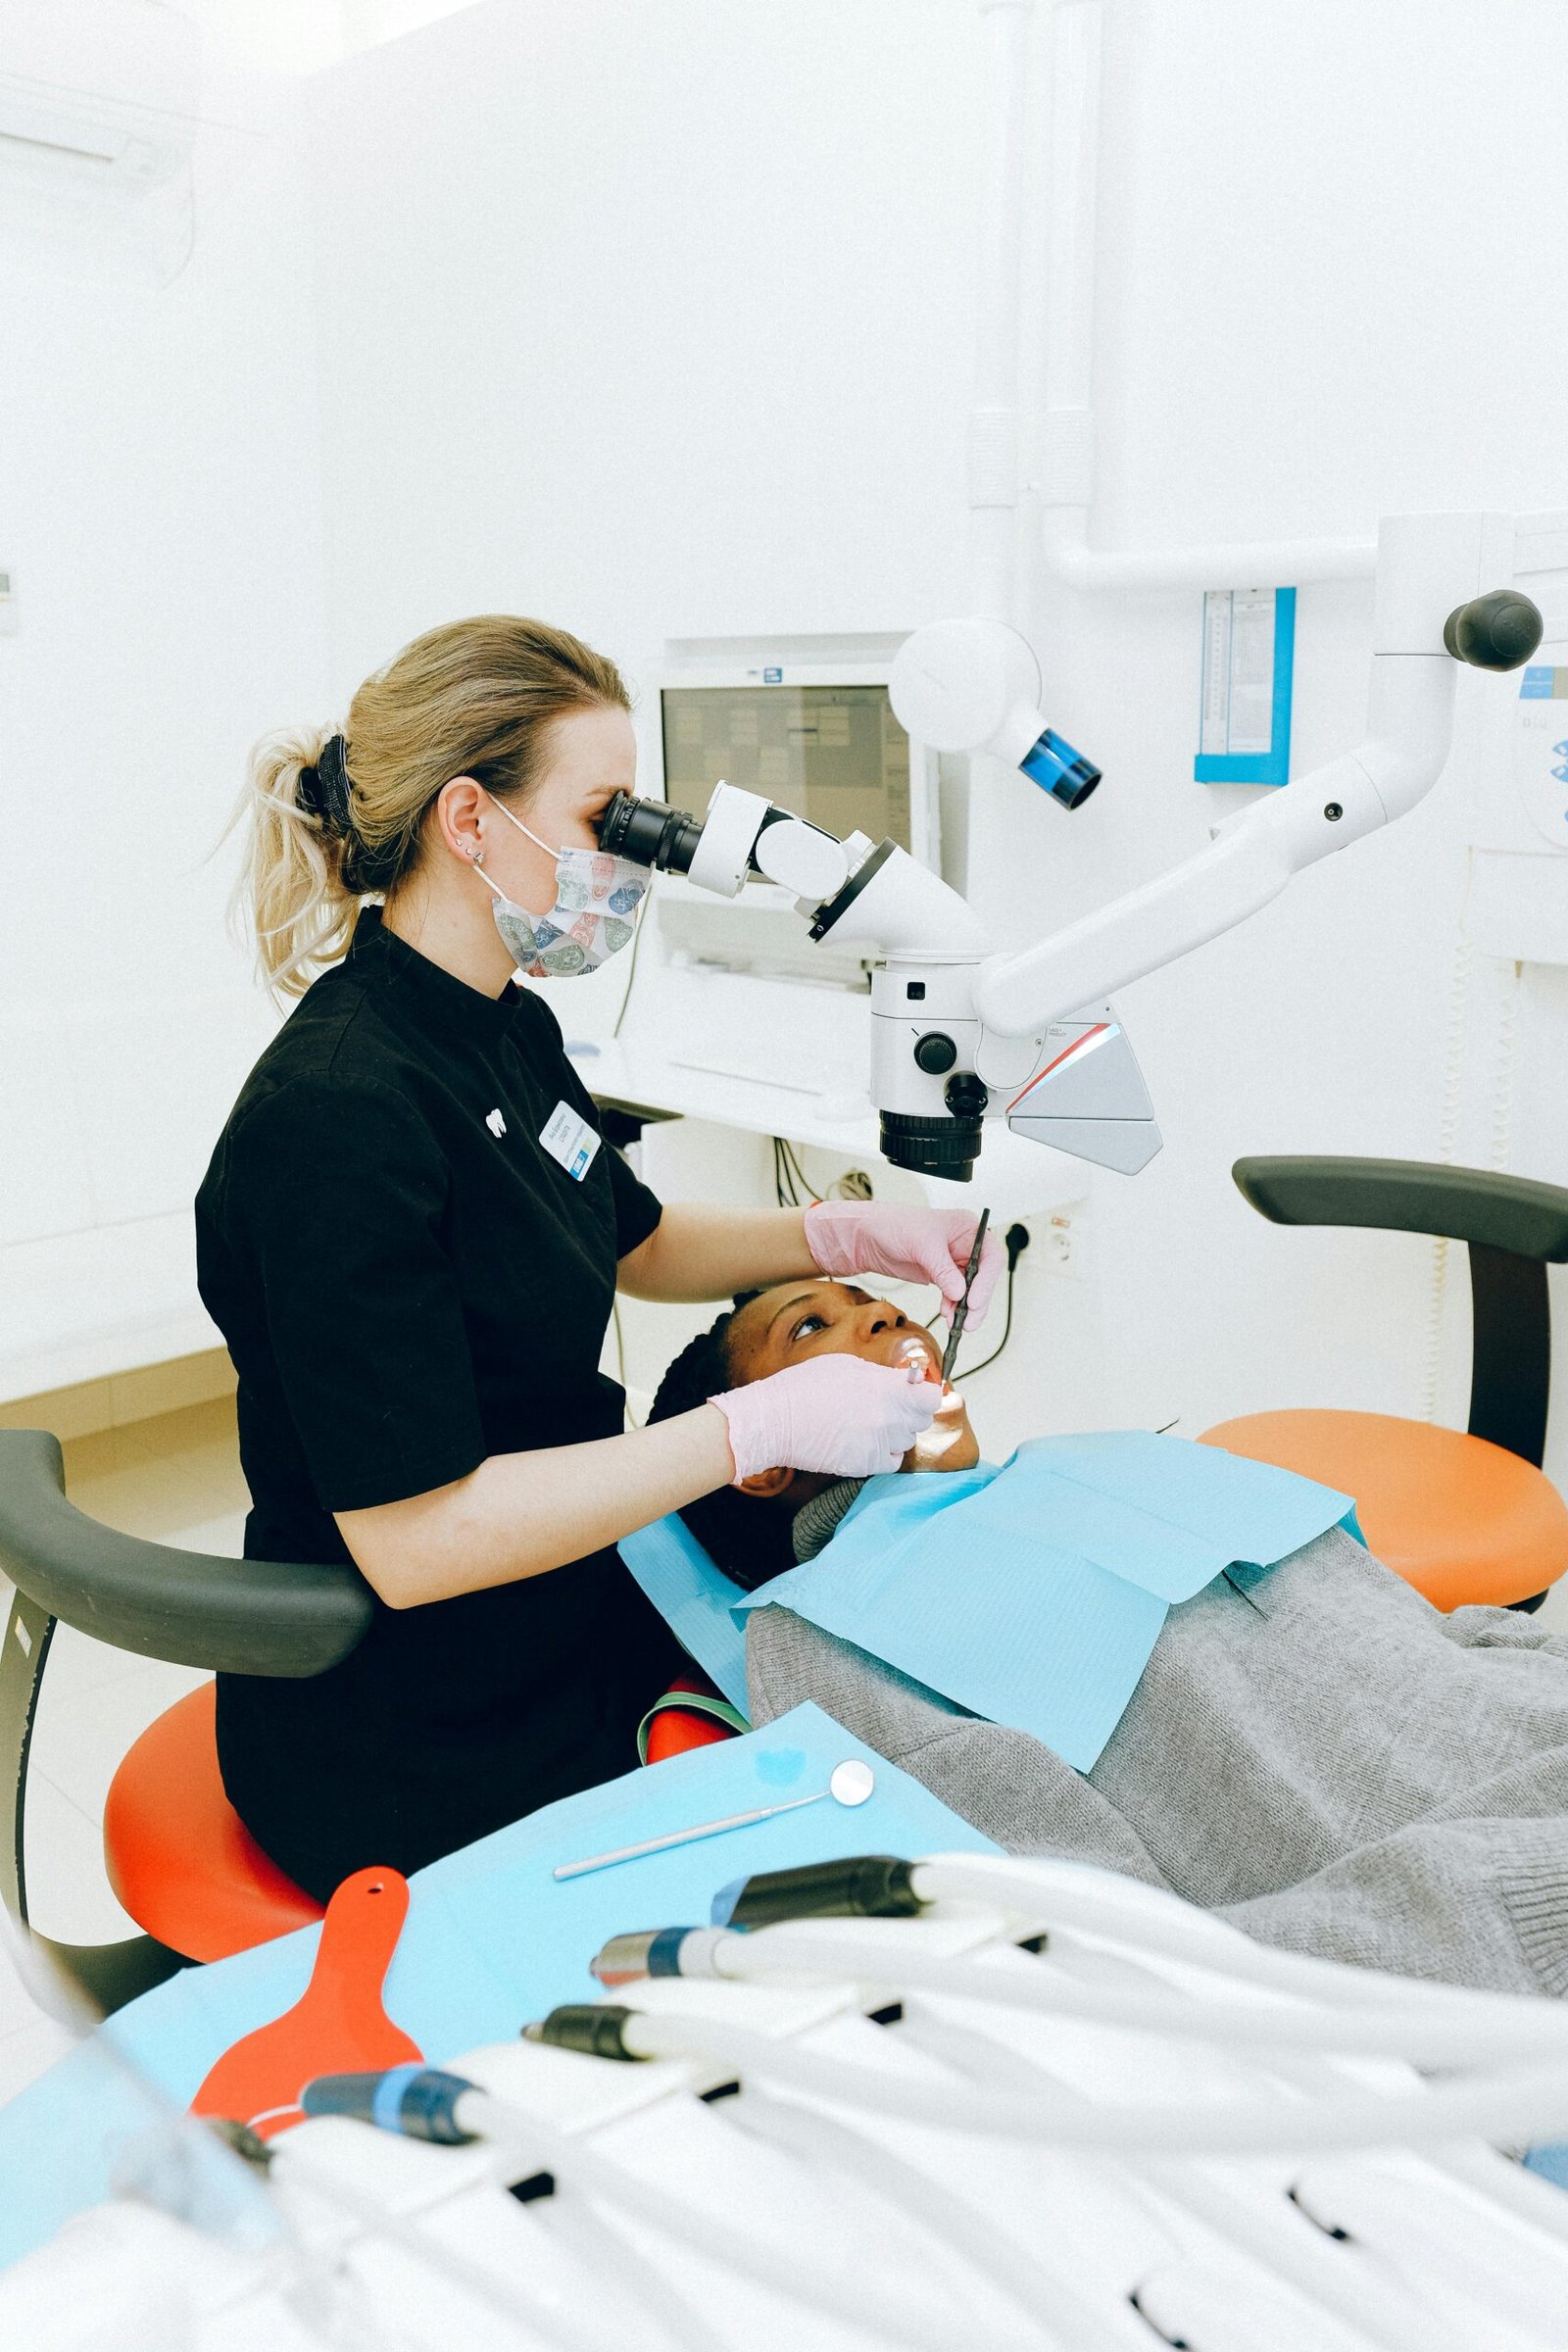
[993, 0, 1568, 1480]
[306, 0, 978, 678]
[299, 1, 1568, 1478]
[0, 20, 332, 1350]
[0, 41, 325, 1016]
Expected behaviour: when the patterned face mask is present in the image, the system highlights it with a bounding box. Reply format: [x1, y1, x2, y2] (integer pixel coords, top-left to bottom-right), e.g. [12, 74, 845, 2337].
[477, 795, 647, 979]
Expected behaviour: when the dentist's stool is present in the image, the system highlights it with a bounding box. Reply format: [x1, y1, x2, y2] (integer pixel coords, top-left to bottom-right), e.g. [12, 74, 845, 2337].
[0, 1429, 368, 2013]
[1202, 1157, 1568, 1612]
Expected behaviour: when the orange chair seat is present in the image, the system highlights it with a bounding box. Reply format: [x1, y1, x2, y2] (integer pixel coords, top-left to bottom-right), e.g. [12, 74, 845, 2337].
[1200, 1409, 1568, 1612]
[642, 1671, 743, 1763]
[104, 1681, 324, 1962]
[646, 1705, 738, 1763]
[106, 1676, 738, 1964]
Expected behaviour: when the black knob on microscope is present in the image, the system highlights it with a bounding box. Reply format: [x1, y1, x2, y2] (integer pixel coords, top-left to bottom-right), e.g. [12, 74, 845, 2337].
[912, 1031, 958, 1075]
[945, 1071, 989, 1119]
[1442, 590, 1544, 671]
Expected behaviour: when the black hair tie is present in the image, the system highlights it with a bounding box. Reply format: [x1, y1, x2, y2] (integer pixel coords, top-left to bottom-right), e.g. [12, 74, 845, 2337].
[298, 733, 353, 833]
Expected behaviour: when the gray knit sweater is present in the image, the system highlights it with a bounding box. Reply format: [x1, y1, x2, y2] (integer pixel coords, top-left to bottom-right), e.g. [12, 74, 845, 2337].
[746, 1519, 1568, 1998]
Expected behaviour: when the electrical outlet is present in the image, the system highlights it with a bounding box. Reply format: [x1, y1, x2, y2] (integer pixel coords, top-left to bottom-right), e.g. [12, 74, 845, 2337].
[1042, 1203, 1087, 1279]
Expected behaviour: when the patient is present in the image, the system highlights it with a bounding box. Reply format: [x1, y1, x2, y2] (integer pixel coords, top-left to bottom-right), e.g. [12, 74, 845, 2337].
[650, 1280, 1568, 1999]
[653, 1278, 983, 1591]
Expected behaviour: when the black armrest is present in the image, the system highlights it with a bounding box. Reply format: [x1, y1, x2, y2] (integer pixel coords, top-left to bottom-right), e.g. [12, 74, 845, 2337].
[1233, 1157, 1568, 1262]
[0, 1431, 371, 1678]
[1234, 1155, 1568, 1468]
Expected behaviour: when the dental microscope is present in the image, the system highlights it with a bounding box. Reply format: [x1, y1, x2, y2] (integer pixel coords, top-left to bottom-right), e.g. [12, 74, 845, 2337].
[602, 514, 1544, 1183]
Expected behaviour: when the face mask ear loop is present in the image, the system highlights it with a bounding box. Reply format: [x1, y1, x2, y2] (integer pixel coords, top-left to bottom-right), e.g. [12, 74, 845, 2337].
[468, 852, 508, 902]
[486, 793, 560, 860]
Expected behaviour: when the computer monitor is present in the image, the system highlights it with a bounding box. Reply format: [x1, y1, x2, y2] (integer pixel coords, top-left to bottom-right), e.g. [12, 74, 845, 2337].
[658, 677, 933, 865]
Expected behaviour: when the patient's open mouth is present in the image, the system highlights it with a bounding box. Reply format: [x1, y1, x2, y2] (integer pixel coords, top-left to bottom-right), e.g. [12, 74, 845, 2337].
[891, 1332, 940, 1379]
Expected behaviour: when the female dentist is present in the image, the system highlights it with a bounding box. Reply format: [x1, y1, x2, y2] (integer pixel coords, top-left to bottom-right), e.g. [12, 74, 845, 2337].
[200, 614, 1001, 1900]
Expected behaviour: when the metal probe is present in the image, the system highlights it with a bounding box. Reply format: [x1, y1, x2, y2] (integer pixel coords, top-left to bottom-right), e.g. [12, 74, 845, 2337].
[551, 1758, 876, 1881]
[939, 1205, 990, 1381]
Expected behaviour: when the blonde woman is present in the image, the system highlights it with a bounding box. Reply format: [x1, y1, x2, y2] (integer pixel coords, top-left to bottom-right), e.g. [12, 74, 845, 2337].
[202, 615, 998, 1898]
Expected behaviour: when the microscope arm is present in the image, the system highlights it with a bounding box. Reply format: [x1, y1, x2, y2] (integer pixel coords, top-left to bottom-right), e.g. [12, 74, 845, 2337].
[975, 652, 1455, 1037]
[975, 514, 1542, 1042]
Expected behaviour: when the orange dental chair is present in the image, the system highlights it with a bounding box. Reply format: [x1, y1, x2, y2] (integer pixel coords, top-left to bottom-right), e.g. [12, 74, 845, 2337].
[1201, 1156, 1568, 1613]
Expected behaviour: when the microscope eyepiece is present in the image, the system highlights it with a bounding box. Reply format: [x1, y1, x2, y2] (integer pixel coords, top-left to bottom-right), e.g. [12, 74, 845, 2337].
[599, 790, 706, 874]
[1019, 726, 1101, 810]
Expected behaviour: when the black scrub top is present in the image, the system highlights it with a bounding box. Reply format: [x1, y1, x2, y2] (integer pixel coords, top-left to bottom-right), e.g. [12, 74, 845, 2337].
[195, 908, 681, 1901]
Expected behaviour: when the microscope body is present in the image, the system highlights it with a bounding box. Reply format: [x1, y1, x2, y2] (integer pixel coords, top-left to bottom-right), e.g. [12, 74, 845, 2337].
[601, 782, 1158, 1181]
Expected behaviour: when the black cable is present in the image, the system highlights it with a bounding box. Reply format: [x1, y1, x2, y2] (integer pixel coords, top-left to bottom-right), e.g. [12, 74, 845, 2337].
[953, 1222, 1030, 1380]
[775, 1137, 805, 1207]
[780, 1137, 819, 1204]
[771, 1135, 822, 1208]
[954, 1260, 1013, 1377]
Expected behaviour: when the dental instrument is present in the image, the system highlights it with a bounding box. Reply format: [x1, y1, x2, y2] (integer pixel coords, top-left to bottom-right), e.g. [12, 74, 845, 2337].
[727, 2087, 1126, 2352]
[528, 1995, 1568, 2159]
[296, 2066, 1039, 2352]
[939, 1204, 989, 1379]
[716, 1847, 1568, 2043]
[550, 1758, 875, 1881]
[586, 1912, 1568, 2071]
[218, 2113, 640, 2352]
[887, 2009, 1480, 2352]
[15, 1853, 1568, 2351]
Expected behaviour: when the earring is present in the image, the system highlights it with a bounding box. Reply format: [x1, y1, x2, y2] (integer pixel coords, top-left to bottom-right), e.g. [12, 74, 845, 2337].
[469, 846, 484, 866]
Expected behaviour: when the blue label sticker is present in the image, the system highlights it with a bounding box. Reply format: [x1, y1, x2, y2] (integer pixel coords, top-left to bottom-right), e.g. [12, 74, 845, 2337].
[762, 665, 783, 684]
[1194, 586, 1296, 788]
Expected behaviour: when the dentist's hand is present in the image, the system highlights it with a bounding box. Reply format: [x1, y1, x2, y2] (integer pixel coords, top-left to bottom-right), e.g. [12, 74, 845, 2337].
[710, 1355, 940, 1485]
[804, 1200, 1003, 1329]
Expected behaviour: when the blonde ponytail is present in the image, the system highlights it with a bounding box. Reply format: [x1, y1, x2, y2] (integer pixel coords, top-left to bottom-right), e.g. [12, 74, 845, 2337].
[230, 726, 360, 998]
[230, 616, 631, 1000]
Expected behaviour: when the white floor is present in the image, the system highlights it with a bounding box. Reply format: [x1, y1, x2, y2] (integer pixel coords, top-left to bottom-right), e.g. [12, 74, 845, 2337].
[0, 1398, 247, 2104]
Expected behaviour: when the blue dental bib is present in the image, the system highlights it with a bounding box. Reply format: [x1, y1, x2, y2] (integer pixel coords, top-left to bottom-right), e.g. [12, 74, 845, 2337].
[622, 1431, 1357, 1771]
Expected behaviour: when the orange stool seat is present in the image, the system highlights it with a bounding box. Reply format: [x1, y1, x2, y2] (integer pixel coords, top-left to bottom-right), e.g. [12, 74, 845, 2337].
[1200, 1408, 1568, 1612]
[104, 1681, 324, 1962]
[646, 1704, 738, 1763]
[640, 1673, 745, 1764]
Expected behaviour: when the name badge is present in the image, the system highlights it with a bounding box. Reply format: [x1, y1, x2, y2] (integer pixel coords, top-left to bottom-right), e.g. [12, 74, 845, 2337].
[539, 1100, 602, 1182]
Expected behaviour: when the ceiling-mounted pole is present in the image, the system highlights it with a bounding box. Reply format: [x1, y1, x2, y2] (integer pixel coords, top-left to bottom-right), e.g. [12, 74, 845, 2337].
[1034, 0, 1376, 591]
[968, 0, 1034, 623]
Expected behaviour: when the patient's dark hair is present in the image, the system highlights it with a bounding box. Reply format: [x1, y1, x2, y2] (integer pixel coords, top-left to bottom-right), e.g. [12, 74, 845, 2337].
[648, 1294, 801, 1592]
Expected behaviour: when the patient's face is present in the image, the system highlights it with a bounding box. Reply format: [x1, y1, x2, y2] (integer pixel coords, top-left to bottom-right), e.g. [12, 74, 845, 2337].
[727, 1277, 941, 1382]
[724, 1279, 979, 1485]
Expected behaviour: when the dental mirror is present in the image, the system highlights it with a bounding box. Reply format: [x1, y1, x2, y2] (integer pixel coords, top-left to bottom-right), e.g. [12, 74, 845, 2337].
[828, 1758, 875, 1807]
[553, 1757, 878, 1879]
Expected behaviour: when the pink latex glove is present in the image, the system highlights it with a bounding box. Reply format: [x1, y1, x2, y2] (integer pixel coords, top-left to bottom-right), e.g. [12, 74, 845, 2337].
[710, 1355, 940, 1485]
[804, 1200, 1004, 1330]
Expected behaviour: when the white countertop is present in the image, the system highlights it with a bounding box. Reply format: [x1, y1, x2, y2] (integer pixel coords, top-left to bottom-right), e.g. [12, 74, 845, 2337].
[0, 1214, 218, 1405]
[566, 1038, 1089, 1217]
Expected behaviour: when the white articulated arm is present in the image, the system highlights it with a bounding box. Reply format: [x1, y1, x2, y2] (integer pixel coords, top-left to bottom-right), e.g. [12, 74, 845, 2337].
[974, 654, 1456, 1036]
[975, 512, 1532, 1040]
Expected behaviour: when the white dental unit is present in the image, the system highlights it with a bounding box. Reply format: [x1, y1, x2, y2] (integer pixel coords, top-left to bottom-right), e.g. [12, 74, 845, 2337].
[9, 1856, 1568, 2352]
